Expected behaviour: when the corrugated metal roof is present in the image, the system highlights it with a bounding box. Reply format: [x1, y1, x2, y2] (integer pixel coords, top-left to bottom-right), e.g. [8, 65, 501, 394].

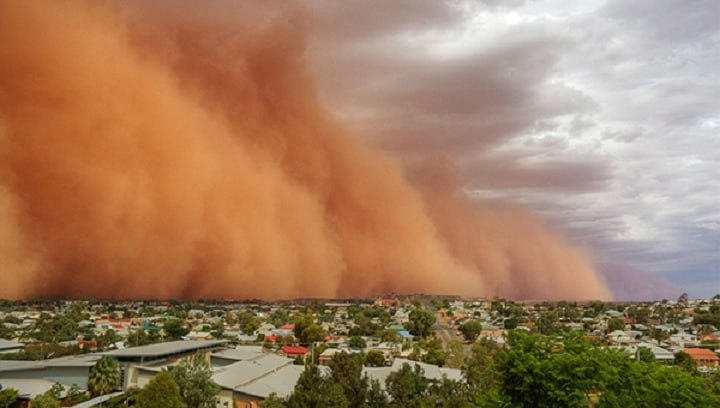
[234, 364, 308, 398]
[212, 346, 264, 362]
[0, 378, 61, 399]
[0, 338, 24, 351]
[102, 340, 225, 359]
[212, 354, 292, 389]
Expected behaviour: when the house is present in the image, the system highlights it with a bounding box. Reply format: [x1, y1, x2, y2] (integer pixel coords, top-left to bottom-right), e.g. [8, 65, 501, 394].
[682, 348, 719, 371]
[366, 342, 400, 361]
[669, 333, 697, 347]
[278, 345, 309, 359]
[626, 343, 675, 364]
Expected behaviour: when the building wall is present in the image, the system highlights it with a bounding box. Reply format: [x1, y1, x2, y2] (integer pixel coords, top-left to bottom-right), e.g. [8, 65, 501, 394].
[215, 389, 233, 408]
[232, 393, 262, 408]
[0, 366, 91, 389]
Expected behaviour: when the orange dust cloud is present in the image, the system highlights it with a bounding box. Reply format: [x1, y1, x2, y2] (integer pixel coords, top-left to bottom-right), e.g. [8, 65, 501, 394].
[0, 1, 611, 301]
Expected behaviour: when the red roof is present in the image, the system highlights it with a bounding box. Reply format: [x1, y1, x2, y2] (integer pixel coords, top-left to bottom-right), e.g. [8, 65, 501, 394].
[281, 345, 309, 356]
[279, 324, 295, 330]
[683, 348, 719, 361]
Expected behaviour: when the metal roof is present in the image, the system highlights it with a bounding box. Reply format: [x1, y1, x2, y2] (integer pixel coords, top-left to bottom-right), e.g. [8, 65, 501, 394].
[0, 355, 99, 372]
[234, 364, 307, 398]
[0, 378, 62, 399]
[212, 354, 292, 389]
[0, 338, 24, 351]
[102, 340, 226, 360]
[211, 346, 265, 362]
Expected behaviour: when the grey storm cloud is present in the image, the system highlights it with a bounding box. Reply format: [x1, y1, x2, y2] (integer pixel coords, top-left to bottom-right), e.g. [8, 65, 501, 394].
[304, 0, 720, 297]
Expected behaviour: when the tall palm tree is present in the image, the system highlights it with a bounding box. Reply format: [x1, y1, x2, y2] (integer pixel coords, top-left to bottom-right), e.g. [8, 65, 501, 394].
[87, 356, 120, 396]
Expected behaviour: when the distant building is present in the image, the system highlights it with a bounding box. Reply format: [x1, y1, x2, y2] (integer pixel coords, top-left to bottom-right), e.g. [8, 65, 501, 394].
[278, 345, 309, 358]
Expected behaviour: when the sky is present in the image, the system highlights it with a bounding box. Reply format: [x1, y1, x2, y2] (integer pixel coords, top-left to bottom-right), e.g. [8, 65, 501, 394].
[0, 0, 716, 301]
[304, 0, 719, 297]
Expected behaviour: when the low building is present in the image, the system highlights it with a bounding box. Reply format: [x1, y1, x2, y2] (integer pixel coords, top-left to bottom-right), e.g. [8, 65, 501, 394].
[683, 348, 719, 371]
[213, 354, 297, 408]
[363, 358, 462, 388]
[625, 343, 675, 364]
[278, 345, 309, 359]
[0, 355, 100, 390]
[102, 339, 226, 390]
[211, 346, 266, 367]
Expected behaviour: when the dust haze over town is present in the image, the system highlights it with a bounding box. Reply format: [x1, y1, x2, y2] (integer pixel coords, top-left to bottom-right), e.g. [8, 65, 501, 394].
[0, 0, 717, 301]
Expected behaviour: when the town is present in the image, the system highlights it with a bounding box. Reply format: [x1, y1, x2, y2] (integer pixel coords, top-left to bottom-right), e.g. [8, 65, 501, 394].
[0, 294, 718, 407]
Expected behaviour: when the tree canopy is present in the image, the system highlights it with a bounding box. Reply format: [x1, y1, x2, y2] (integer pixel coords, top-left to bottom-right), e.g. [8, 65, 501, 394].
[135, 371, 185, 408]
[406, 308, 435, 338]
[88, 356, 120, 396]
[167, 355, 220, 408]
[459, 320, 482, 342]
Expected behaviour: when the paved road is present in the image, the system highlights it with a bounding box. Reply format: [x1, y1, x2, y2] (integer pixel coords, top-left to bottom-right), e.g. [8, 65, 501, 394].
[432, 311, 465, 350]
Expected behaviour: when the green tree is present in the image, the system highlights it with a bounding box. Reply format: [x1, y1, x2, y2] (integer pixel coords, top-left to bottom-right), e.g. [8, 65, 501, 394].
[535, 311, 559, 335]
[261, 393, 287, 408]
[650, 327, 670, 344]
[406, 308, 435, 338]
[98, 329, 122, 350]
[366, 379, 389, 408]
[599, 363, 720, 407]
[365, 350, 386, 367]
[0, 388, 18, 408]
[135, 371, 185, 408]
[286, 365, 348, 408]
[88, 356, 120, 396]
[503, 317, 518, 330]
[420, 339, 447, 367]
[424, 377, 469, 408]
[163, 318, 190, 340]
[444, 339, 465, 369]
[463, 338, 500, 396]
[498, 331, 618, 407]
[270, 308, 290, 327]
[385, 363, 428, 408]
[238, 311, 260, 335]
[329, 352, 369, 408]
[293, 313, 326, 343]
[637, 347, 655, 363]
[674, 351, 697, 373]
[348, 336, 367, 350]
[607, 317, 625, 332]
[494, 330, 720, 408]
[379, 329, 400, 343]
[167, 355, 220, 408]
[64, 384, 90, 405]
[30, 391, 60, 408]
[459, 320, 482, 342]
[33, 313, 79, 342]
[128, 328, 153, 347]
